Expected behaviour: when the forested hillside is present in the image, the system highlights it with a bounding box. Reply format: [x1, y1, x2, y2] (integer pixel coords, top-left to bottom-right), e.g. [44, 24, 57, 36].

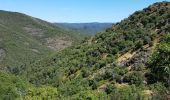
[0, 10, 84, 72]
[0, 71, 59, 99]
[0, 1, 170, 100]
[23, 2, 170, 99]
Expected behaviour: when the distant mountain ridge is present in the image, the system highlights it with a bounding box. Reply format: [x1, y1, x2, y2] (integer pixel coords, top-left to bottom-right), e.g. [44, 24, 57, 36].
[55, 22, 113, 35]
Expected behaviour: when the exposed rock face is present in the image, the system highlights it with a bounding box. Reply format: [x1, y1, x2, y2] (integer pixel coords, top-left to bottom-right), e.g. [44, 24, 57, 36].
[0, 49, 5, 62]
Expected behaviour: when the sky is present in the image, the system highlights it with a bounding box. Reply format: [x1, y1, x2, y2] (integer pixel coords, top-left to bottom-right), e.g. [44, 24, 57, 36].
[0, 0, 169, 23]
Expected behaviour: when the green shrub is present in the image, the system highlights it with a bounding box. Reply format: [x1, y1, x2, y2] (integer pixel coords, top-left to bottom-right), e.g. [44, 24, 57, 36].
[105, 84, 115, 94]
[82, 68, 91, 78]
[148, 33, 170, 85]
[123, 72, 144, 86]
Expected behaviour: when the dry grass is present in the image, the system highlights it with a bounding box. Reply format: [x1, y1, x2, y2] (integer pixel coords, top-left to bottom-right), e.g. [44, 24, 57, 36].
[87, 37, 93, 46]
[151, 36, 161, 53]
[117, 50, 136, 64]
[142, 90, 153, 96]
[102, 53, 108, 60]
[115, 83, 129, 88]
[97, 83, 108, 92]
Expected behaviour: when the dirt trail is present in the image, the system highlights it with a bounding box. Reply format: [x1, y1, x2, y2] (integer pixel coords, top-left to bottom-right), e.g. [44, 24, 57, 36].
[143, 90, 153, 96]
[102, 53, 108, 60]
[151, 36, 161, 53]
[97, 82, 109, 92]
[115, 83, 129, 88]
[117, 50, 137, 65]
[87, 37, 93, 46]
[75, 70, 81, 78]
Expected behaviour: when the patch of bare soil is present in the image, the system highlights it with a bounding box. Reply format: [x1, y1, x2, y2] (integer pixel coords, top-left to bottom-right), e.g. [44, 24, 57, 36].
[142, 90, 153, 97]
[98, 83, 108, 92]
[117, 50, 137, 66]
[151, 36, 161, 53]
[115, 83, 129, 88]
[46, 37, 72, 51]
[87, 37, 93, 46]
[102, 53, 108, 60]
[23, 26, 43, 37]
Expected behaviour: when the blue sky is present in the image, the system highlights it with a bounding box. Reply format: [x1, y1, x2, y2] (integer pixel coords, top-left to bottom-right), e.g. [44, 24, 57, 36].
[0, 0, 169, 23]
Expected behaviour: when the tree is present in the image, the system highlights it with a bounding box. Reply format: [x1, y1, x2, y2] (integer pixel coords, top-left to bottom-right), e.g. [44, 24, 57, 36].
[135, 40, 144, 49]
[105, 84, 115, 94]
[104, 69, 113, 79]
[148, 34, 170, 86]
[149, 43, 170, 85]
[123, 72, 144, 86]
[82, 68, 90, 78]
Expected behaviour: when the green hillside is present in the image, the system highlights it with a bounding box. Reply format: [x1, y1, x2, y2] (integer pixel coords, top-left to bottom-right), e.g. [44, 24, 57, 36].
[0, 1, 170, 100]
[23, 2, 170, 99]
[0, 10, 84, 72]
[0, 71, 59, 99]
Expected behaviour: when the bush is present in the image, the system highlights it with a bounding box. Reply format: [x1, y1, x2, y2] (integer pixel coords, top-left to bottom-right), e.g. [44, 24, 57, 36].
[69, 66, 76, 75]
[148, 34, 170, 86]
[133, 64, 145, 71]
[143, 36, 151, 45]
[105, 84, 115, 94]
[115, 75, 122, 83]
[82, 68, 90, 78]
[104, 69, 114, 79]
[123, 72, 144, 86]
[135, 40, 144, 49]
[91, 81, 98, 90]
[89, 80, 98, 90]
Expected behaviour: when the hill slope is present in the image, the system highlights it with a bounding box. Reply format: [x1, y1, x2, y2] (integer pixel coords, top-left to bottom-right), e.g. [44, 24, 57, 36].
[0, 1, 169, 100]
[0, 10, 84, 71]
[0, 71, 59, 99]
[24, 2, 170, 99]
[55, 23, 113, 35]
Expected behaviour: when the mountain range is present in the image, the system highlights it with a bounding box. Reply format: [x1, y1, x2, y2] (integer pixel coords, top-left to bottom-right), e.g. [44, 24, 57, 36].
[55, 23, 113, 35]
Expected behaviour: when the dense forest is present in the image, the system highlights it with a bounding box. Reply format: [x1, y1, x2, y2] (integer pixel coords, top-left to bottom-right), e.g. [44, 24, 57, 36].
[0, 1, 170, 100]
